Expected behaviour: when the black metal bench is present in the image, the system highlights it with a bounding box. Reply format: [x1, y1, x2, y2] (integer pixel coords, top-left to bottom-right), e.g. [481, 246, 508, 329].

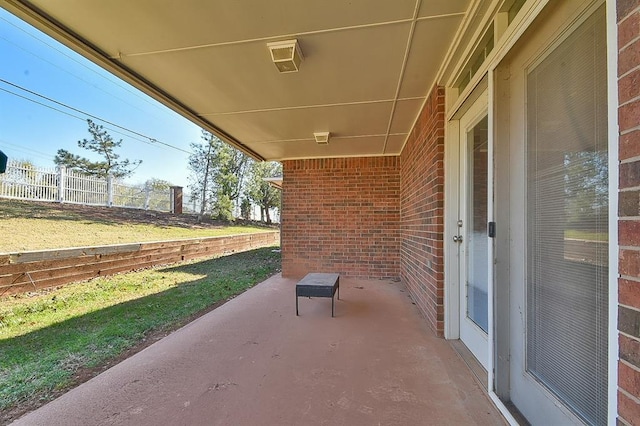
[296, 273, 340, 317]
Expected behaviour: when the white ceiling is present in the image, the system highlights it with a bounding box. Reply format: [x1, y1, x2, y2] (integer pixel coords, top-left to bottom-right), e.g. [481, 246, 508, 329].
[2, 0, 472, 161]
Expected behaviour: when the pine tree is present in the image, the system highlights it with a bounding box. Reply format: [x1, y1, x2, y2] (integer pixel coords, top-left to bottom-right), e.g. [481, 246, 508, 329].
[54, 119, 141, 179]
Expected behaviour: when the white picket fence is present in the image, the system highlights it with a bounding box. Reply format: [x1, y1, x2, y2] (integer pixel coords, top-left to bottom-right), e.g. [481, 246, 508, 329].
[0, 160, 171, 211]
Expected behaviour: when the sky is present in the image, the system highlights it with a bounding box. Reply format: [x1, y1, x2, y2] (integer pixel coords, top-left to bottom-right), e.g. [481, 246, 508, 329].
[0, 8, 204, 187]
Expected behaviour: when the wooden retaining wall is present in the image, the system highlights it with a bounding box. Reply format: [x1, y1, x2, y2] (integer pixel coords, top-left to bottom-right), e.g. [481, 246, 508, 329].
[0, 231, 280, 295]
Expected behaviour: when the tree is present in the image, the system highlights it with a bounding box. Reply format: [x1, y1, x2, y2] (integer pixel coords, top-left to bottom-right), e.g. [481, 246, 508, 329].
[240, 197, 252, 220]
[211, 138, 249, 220]
[54, 119, 141, 179]
[141, 178, 173, 211]
[245, 161, 282, 224]
[187, 131, 250, 221]
[564, 150, 608, 229]
[188, 132, 214, 220]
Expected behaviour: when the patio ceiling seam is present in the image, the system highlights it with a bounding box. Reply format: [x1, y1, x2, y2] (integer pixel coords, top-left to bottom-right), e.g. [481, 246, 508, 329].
[397, 0, 483, 155]
[111, 12, 466, 59]
[197, 97, 425, 117]
[112, 19, 414, 58]
[382, 0, 422, 155]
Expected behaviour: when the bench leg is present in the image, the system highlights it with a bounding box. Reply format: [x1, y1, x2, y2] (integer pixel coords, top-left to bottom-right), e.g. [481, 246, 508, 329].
[332, 295, 334, 317]
[296, 296, 299, 316]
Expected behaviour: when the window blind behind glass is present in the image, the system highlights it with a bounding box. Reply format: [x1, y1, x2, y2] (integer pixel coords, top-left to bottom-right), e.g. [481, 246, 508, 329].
[526, 7, 608, 426]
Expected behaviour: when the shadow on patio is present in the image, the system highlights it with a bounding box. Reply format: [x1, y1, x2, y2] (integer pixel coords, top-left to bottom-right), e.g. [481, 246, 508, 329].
[14, 275, 506, 425]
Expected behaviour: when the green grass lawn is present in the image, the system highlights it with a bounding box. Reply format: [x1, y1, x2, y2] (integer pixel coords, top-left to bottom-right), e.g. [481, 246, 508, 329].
[0, 200, 274, 252]
[565, 229, 609, 242]
[0, 247, 281, 415]
[0, 219, 271, 253]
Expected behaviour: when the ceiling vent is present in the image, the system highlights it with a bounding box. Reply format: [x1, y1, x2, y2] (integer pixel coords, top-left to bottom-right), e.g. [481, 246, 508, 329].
[267, 39, 303, 73]
[314, 132, 330, 145]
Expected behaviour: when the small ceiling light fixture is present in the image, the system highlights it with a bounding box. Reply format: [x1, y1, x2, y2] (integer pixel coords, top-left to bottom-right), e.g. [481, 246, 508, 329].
[267, 39, 303, 73]
[314, 132, 330, 145]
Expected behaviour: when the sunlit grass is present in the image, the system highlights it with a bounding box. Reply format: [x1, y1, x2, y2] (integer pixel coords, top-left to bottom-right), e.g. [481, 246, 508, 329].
[0, 218, 271, 252]
[564, 229, 608, 242]
[0, 247, 281, 412]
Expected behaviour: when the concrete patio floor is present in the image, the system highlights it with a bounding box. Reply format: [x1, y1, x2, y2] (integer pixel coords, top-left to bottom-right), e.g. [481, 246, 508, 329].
[14, 275, 506, 425]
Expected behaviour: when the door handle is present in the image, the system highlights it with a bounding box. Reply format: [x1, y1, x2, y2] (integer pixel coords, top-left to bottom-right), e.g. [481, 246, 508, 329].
[453, 235, 463, 243]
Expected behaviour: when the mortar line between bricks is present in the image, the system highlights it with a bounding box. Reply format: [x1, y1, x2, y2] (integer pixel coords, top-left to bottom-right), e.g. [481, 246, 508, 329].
[620, 387, 640, 405]
[618, 181, 640, 192]
[619, 63, 640, 80]
[618, 417, 632, 426]
[619, 303, 640, 314]
[618, 330, 640, 342]
[620, 274, 640, 283]
[620, 245, 640, 251]
[620, 156, 640, 164]
[618, 5, 640, 25]
[619, 35, 640, 53]
[619, 94, 640, 108]
[620, 358, 640, 374]
[620, 330, 640, 344]
[620, 124, 640, 135]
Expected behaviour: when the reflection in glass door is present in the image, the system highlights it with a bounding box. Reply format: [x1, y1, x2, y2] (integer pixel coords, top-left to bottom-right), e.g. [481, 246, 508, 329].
[458, 90, 489, 369]
[524, 8, 608, 423]
[466, 116, 488, 333]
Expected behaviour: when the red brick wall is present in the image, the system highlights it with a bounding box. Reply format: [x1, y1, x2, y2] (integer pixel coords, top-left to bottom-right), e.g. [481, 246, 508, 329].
[618, 0, 640, 424]
[281, 157, 400, 279]
[400, 86, 446, 336]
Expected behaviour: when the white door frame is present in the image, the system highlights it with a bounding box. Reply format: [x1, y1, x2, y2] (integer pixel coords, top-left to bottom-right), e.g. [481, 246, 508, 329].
[444, 76, 489, 342]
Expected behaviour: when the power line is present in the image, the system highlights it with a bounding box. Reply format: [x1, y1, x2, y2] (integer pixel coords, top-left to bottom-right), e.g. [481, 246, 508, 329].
[0, 78, 192, 154]
[0, 86, 85, 120]
[0, 138, 55, 161]
[0, 32, 163, 121]
[0, 86, 154, 147]
[0, 15, 175, 119]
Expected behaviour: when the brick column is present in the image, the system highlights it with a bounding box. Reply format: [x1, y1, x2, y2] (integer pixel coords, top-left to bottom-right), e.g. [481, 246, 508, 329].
[617, 1, 640, 424]
[171, 186, 183, 215]
[399, 85, 446, 336]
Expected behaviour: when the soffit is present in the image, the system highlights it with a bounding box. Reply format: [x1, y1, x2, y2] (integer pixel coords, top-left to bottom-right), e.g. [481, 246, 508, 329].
[2, 0, 472, 161]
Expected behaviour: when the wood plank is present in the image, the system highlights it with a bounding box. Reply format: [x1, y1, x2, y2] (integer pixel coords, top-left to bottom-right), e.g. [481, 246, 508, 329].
[0, 255, 101, 275]
[8, 244, 142, 264]
[0, 271, 102, 294]
[0, 232, 280, 295]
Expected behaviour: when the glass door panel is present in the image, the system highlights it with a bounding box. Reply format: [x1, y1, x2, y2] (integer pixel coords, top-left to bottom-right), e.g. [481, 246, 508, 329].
[466, 116, 489, 333]
[525, 7, 608, 424]
[458, 90, 489, 370]
[500, 3, 608, 424]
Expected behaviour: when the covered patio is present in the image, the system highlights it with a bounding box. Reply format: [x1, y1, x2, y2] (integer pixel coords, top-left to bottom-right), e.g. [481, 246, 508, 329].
[13, 275, 505, 425]
[2, 0, 637, 423]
